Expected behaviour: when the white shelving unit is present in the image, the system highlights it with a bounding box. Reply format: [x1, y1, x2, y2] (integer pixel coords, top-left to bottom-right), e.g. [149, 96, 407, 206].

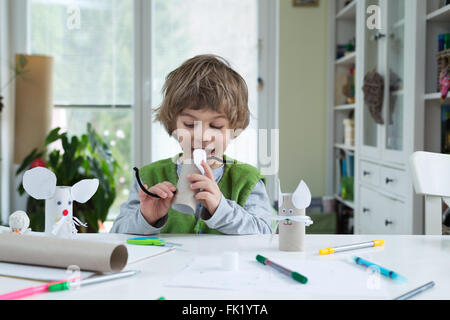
[328, 0, 450, 235]
[327, 0, 359, 233]
[424, 2, 450, 155]
[335, 51, 356, 67]
[426, 3, 450, 21]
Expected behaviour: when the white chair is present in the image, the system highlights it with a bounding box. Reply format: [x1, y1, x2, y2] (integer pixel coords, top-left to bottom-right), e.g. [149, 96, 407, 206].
[410, 151, 450, 235]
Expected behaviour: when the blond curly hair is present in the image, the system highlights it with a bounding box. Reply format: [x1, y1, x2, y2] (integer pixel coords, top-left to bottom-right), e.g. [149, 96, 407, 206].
[154, 54, 250, 136]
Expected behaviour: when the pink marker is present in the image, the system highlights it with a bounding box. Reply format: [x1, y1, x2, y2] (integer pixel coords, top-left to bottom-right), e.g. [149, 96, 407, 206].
[0, 277, 81, 300]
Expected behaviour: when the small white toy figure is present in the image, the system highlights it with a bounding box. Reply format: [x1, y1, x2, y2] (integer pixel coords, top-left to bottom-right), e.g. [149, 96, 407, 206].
[22, 167, 99, 238]
[278, 180, 313, 252]
[9, 210, 30, 234]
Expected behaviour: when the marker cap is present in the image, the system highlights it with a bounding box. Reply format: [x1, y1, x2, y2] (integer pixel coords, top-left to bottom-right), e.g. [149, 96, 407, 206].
[372, 240, 385, 247]
[47, 282, 71, 292]
[292, 272, 308, 284]
[319, 247, 335, 255]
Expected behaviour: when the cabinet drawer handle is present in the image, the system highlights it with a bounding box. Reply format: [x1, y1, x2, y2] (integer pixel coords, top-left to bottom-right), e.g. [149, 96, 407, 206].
[385, 219, 393, 226]
[363, 171, 371, 176]
[363, 207, 370, 213]
[385, 177, 395, 184]
[373, 32, 386, 41]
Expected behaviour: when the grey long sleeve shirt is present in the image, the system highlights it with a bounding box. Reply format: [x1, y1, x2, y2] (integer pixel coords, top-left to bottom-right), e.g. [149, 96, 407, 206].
[110, 163, 274, 235]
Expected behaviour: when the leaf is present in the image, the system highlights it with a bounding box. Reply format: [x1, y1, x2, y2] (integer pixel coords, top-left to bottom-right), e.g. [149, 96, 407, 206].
[45, 127, 62, 146]
[48, 149, 60, 169]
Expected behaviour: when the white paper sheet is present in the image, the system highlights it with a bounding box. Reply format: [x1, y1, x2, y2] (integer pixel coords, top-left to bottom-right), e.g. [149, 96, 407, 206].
[0, 262, 96, 282]
[164, 256, 390, 299]
[75, 233, 175, 265]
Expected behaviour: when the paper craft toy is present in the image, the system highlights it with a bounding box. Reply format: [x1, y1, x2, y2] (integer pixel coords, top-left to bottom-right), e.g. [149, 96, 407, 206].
[22, 167, 99, 238]
[171, 149, 206, 214]
[9, 210, 30, 234]
[277, 180, 313, 252]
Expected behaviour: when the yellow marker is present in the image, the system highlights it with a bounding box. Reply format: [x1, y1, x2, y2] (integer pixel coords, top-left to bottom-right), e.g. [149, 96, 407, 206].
[319, 240, 385, 255]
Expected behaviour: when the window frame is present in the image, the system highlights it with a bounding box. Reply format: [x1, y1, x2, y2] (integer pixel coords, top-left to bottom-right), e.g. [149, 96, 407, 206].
[4, 0, 279, 221]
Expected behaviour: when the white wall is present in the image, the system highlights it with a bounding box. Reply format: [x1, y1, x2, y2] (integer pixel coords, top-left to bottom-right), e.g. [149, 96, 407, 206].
[278, 0, 329, 197]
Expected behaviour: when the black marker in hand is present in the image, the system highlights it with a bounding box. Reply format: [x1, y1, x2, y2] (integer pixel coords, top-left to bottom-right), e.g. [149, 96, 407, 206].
[133, 167, 177, 199]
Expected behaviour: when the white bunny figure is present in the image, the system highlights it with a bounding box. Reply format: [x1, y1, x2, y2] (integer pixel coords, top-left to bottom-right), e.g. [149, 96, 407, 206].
[277, 179, 313, 252]
[22, 167, 99, 238]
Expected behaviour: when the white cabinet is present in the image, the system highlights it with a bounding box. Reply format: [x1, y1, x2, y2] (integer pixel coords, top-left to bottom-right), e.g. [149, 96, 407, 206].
[359, 185, 407, 234]
[360, 0, 408, 165]
[355, 0, 424, 234]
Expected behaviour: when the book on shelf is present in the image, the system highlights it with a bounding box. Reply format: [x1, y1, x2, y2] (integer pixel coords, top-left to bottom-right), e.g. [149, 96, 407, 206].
[337, 150, 354, 201]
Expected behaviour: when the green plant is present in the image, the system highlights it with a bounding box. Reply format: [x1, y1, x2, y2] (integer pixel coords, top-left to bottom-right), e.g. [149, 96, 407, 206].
[16, 123, 118, 232]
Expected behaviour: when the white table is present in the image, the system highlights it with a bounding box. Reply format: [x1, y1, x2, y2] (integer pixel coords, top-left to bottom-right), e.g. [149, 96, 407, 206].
[1, 233, 450, 300]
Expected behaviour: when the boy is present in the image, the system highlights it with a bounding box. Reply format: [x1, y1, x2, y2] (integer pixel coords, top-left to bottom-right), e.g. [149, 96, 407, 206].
[111, 54, 273, 235]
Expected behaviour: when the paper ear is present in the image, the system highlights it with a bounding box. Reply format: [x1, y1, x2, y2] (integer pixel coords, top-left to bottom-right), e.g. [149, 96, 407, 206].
[278, 179, 283, 208]
[23, 167, 57, 200]
[291, 180, 312, 209]
[71, 179, 99, 203]
[193, 149, 207, 175]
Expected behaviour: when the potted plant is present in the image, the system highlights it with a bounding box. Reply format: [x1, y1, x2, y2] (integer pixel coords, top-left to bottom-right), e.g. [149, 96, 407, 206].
[16, 123, 118, 232]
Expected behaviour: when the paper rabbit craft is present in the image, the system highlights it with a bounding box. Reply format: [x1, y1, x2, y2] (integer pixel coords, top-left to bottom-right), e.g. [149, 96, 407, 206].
[277, 180, 313, 252]
[22, 167, 99, 238]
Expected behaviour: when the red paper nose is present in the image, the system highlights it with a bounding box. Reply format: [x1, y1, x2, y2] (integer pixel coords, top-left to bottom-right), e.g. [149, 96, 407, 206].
[63, 210, 69, 216]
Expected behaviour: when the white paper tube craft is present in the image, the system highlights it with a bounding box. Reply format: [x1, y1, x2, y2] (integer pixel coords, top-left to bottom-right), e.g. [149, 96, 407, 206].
[22, 167, 99, 238]
[171, 149, 207, 214]
[276, 180, 313, 252]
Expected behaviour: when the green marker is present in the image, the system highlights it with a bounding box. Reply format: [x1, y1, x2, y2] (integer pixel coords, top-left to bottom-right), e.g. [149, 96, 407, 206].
[256, 254, 307, 284]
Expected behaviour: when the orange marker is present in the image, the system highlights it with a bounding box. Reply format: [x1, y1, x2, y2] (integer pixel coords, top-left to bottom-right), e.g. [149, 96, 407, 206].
[319, 240, 385, 255]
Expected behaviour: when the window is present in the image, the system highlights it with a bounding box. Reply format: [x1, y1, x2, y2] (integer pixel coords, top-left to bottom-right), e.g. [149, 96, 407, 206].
[30, 0, 134, 220]
[27, 0, 275, 224]
[151, 0, 259, 167]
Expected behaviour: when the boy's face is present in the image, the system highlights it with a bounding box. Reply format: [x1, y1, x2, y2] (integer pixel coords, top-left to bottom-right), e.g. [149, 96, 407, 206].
[175, 108, 232, 164]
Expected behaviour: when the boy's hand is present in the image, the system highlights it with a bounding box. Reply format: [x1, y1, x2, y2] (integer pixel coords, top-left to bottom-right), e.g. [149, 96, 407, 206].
[187, 160, 222, 215]
[138, 182, 176, 226]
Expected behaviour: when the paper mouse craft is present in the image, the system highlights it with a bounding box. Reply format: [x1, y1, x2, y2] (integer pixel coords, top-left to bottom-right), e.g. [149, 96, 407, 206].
[22, 167, 99, 238]
[276, 180, 313, 252]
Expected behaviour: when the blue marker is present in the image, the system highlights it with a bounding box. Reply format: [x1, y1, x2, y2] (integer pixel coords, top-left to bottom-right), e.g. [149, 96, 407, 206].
[352, 256, 407, 282]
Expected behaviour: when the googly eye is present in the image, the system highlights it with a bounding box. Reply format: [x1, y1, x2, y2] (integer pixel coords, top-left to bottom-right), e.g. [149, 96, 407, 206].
[281, 208, 286, 213]
[57, 201, 62, 206]
[288, 209, 293, 214]
[68, 201, 72, 205]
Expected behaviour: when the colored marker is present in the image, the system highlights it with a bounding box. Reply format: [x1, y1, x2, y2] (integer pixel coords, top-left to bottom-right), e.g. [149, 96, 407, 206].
[48, 270, 140, 292]
[319, 240, 385, 255]
[393, 281, 435, 300]
[352, 256, 407, 282]
[256, 254, 307, 284]
[0, 276, 81, 300]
